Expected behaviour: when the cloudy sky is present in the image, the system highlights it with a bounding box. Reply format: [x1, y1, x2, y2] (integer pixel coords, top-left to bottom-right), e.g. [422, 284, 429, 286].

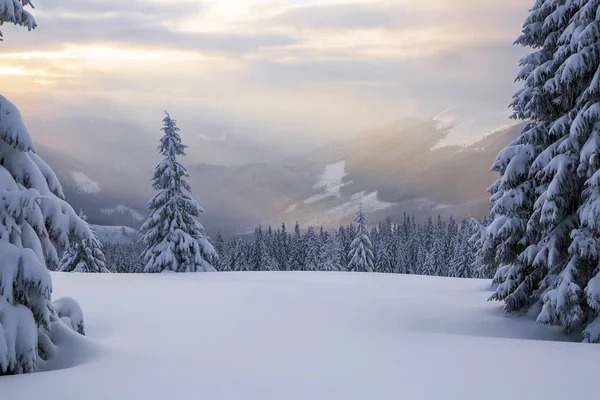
[1, 0, 531, 146]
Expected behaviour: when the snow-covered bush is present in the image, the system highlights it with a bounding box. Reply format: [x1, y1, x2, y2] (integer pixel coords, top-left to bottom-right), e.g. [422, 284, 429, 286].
[53, 297, 85, 335]
[141, 113, 216, 273]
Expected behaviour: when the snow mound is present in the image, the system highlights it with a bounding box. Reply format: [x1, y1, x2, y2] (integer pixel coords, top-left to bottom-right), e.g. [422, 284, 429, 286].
[1, 272, 597, 399]
[92, 225, 140, 245]
[70, 171, 101, 194]
[53, 297, 86, 335]
[37, 314, 98, 374]
[100, 205, 145, 222]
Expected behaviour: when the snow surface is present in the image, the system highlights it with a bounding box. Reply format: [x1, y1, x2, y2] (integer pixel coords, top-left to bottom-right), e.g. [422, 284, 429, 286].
[301, 191, 397, 226]
[1, 272, 598, 399]
[69, 171, 101, 194]
[91, 225, 139, 245]
[303, 160, 353, 204]
[100, 205, 145, 222]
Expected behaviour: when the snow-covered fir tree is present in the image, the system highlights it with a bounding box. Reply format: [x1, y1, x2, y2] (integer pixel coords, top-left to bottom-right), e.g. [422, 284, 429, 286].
[231, 239, 251, 271]
[450, 219, 475, 278]
[374, 219, 394, 274]
[218, 239, 234, 272]
[481, 0, 600, 342]
[337, 226, 350, 271]
[321, 229, 342, 271]
[275, 223, 290, 271]
[347, 204, 375, 272]
[0, 5, 93, 375]
[212, 230, 226, 271]
[141, 112, 216, 273]
[445, 216, 458, 264]
[59, 210, 109, 273]
[470, 216, 495, 279]
[250, 226, 278, 271]
[304, 226, 322, 271]
[289, 222, 304, 271]
[432, 215, 448, 276]
[396, 214, 413, 274]
[0, 0, 36, 40]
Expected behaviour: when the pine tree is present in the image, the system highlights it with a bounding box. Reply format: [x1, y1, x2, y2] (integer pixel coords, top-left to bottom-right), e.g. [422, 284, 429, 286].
[422, 247, 436, 276]
[337, 226, 349, 271]
[0, 0, 36, 40]
[374, 238, 394, 274]
[276, 223, 290, 271]
[0, 5, 93, 375]
[374, 218, 394, 273]
[434, 215, 447, 276]
[450, 219, 474, 278]
[483, 0, 600, 341]
[289, 222, 304, 271]
[219, 240, 233, 272]
[250, 226, 277, 271]
[212, 230, 226, 271]
[250, 226, 265, 271]
[321, 229, 342, 272]
[348, 205, 374, 272]
[304, 226, 322, 271]
[141, 112, 216, 273]
[384, 218, 398, 273]
[396, 214, 411, 274]
[445, 216, 458, 264]
[231, 239, 251, 271]
[59, 211, 109, 273]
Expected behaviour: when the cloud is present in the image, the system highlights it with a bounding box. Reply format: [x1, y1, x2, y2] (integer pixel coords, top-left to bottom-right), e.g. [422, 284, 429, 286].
[268, 2, 418, 30]
[2, 0, 297, 54]
[1, 0, 535, 147]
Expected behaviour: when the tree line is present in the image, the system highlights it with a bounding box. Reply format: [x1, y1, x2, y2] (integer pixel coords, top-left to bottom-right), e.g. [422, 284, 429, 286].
[101, 207, 488, 279]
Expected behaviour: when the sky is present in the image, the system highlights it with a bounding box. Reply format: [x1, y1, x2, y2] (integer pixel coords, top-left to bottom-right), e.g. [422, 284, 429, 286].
[1, 0, 531, 147]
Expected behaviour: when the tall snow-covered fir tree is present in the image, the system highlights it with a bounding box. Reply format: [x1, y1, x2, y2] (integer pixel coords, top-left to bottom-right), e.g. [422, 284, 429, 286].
[482, 0, 600, 342]
[141, 112, 216, 273]
[0, 2, 93, 375]
[348, 204, 375, 272]
[59, 210, 108, 273]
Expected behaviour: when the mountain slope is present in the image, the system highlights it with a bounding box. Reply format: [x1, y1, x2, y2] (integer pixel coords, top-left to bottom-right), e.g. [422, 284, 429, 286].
[32, 117, 523, 234]
[282, 120, 525, 226]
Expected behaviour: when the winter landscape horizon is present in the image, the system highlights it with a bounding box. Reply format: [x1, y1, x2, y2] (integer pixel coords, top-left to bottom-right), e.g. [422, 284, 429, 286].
[2, 0, 600, 399]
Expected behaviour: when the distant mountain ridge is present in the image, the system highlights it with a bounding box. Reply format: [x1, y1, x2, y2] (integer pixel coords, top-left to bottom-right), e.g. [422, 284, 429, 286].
[33, 117, 524, 236]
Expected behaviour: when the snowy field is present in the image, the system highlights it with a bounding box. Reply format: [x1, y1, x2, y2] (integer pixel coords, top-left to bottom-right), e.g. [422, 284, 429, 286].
[1, 272, 598, 399]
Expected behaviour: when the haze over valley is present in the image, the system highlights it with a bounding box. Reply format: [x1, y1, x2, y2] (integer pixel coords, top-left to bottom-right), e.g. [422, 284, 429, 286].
[29, 115, 524, 235]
